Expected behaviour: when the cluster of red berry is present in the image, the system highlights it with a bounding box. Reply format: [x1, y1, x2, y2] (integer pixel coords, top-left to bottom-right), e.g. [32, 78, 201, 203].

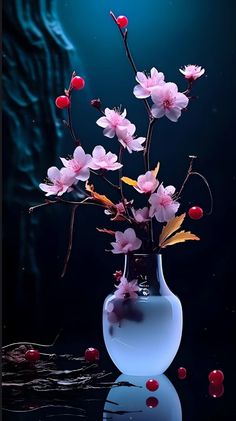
[55, 75, 85, 109]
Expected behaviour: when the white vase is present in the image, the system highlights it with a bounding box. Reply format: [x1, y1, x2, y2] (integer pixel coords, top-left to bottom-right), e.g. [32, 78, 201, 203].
[103, 254, 183, 375]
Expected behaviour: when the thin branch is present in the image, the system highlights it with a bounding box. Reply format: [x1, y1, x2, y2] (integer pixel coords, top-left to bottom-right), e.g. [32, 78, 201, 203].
[61, 205, 78, 278]
[91, 170, 120, 190]
[175, 156, 213, 215]
[143, 118, 156, 172]
[2, 330, 62, 350]
[118, 146, 125, 203]
[110, 11, 152, 118]
[29, 200, 57, 213]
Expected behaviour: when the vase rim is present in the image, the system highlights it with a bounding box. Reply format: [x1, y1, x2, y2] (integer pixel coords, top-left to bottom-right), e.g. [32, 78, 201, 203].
[129, 253, 162, 256]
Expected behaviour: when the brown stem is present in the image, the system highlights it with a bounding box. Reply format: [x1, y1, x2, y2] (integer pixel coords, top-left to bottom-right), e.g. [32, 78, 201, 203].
[110, 11, 152, 118]
[66, 71, 80, 145]
[61, 205, 78, 278]
[118, 146, 125, 203]
[91, 169, 120, 190]
[175, 156, 213, 215]
[176, 156, 196, 199]
[143, 118, 156, 172]
[29, 200, 57, 213]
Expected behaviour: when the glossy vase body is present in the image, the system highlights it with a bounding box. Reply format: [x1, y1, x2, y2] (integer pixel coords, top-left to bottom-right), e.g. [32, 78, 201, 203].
[102, 254, 183, 375]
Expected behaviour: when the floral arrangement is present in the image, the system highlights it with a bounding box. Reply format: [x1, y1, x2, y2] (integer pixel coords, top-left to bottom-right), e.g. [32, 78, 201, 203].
[30, 12, 212, 292]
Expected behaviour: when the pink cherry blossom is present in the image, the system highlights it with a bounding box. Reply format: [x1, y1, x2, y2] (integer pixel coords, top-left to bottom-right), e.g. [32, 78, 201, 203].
[133, 67, 165, 99]
[111, 228, 142, 254]
[116, 125, 146, 153]
[39, 166, 76, 196]
[151, 82, 189, 122]
[149, 184, 180, 222]
[179, 65, 205, 81]
[114, 276, 140, 299]
[60, 146, 91, 181]
[89, 145, 122, 171]
[96, 107, 133, 138]
[131, 207, 150, 223]
[134, 171, 159, 194]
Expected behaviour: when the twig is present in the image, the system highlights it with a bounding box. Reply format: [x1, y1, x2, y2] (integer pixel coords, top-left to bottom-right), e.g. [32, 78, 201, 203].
[110, 11, 152, 118]
[61, 205, 78, 278]
[2, 330, 62, 350]
[91, 170, 120, 191]
[143, 118, 156, 172]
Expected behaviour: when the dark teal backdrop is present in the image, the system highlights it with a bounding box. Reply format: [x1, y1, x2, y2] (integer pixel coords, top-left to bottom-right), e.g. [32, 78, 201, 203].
[3, 0, 236, 353]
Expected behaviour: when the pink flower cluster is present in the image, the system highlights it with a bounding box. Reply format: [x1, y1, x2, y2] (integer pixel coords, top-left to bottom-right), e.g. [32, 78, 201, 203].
[40, 145, 122, 196]
[133, 65, 204, 122]
[96, 108, 146, 153]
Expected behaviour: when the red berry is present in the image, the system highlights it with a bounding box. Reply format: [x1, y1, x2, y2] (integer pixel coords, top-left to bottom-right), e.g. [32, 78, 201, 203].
[84, 347, 100, 363]
[208, 370, 224, 385]
[188, 206, 203, 220]
[146, 379, 159, 391]
[116, 15, 128, 28]
[178, 367, 187, 379]
[146, 397, 159, 408]
[71, 76, 85, 90]
[208, 383, 224, 398]
[55, 95, 70, 109]
[25, 349, 40, 362]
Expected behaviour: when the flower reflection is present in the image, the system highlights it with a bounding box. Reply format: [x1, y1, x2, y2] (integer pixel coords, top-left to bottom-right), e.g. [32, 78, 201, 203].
[103, 373, 182, 420]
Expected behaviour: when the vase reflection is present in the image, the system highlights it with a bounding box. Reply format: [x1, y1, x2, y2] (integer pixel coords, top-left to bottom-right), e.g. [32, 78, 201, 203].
[103, 373, 182, 420]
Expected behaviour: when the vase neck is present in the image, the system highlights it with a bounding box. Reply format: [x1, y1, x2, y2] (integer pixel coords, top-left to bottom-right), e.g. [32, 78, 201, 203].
[124, 254, 171, 296]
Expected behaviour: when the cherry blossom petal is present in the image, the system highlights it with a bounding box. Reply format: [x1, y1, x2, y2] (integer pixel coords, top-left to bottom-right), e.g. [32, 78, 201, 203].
[175, 93, 189, 108]
[47, 166, 60, 181]
[133, 85, 150, 99]
[96, 116, 108, 128]
[165, 107, 182, 122]
[103, 126, 116, 138]
[151, 105, 166, 119]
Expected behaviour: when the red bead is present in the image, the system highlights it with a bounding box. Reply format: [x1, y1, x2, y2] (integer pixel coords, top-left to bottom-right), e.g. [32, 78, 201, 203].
[208, 383, 224, 398]
[208, 370, 224, 385]
[25, 349, 40, 362]
[146, 379, 159, 391]
[178, 367, 187, 379]
[55, 95, 70, 109]
[84, 347, 100, 362]
[146, 397, 159, 408]
[188, 206, 203, 220]
[116, 15, 128, 28]
[71, 76, 85, 90]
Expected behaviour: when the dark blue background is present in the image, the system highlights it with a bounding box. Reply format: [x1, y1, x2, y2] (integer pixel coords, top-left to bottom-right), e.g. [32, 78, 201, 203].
[2, 1, 236, 418]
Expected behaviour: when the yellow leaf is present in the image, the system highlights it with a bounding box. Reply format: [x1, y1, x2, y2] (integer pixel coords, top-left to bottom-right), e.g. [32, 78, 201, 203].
[96, 228, 116, 235]
[85, 181, 114, 207]
[159, 213, 186, 247]
[160, 230, 200, 248]
[121, 176, 137, 187]
[152, 162, 160, 178]
[93, 192, 114, 207]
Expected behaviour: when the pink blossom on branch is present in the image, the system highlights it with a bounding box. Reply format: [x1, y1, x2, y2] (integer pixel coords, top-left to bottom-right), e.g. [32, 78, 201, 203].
[149, 184, 180, 222]
[60, 146, 92, 181]
[134, 171, 159, 194]
[116, 126, 146, 153]
[151, 82, 189, 122]
[179, 65, 205, 81]
[114, 276, 140, 299]
[111, 228, 142, 254]
[89, 145, 122, 171]
[131, 207, 150, 223]
[39, 166, 76, 196]
[133, 67, 165, 99]
[96, 107, 134, 138]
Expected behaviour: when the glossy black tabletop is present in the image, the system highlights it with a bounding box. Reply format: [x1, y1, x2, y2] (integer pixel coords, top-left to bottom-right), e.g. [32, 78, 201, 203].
[2, 334, 235, 421]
